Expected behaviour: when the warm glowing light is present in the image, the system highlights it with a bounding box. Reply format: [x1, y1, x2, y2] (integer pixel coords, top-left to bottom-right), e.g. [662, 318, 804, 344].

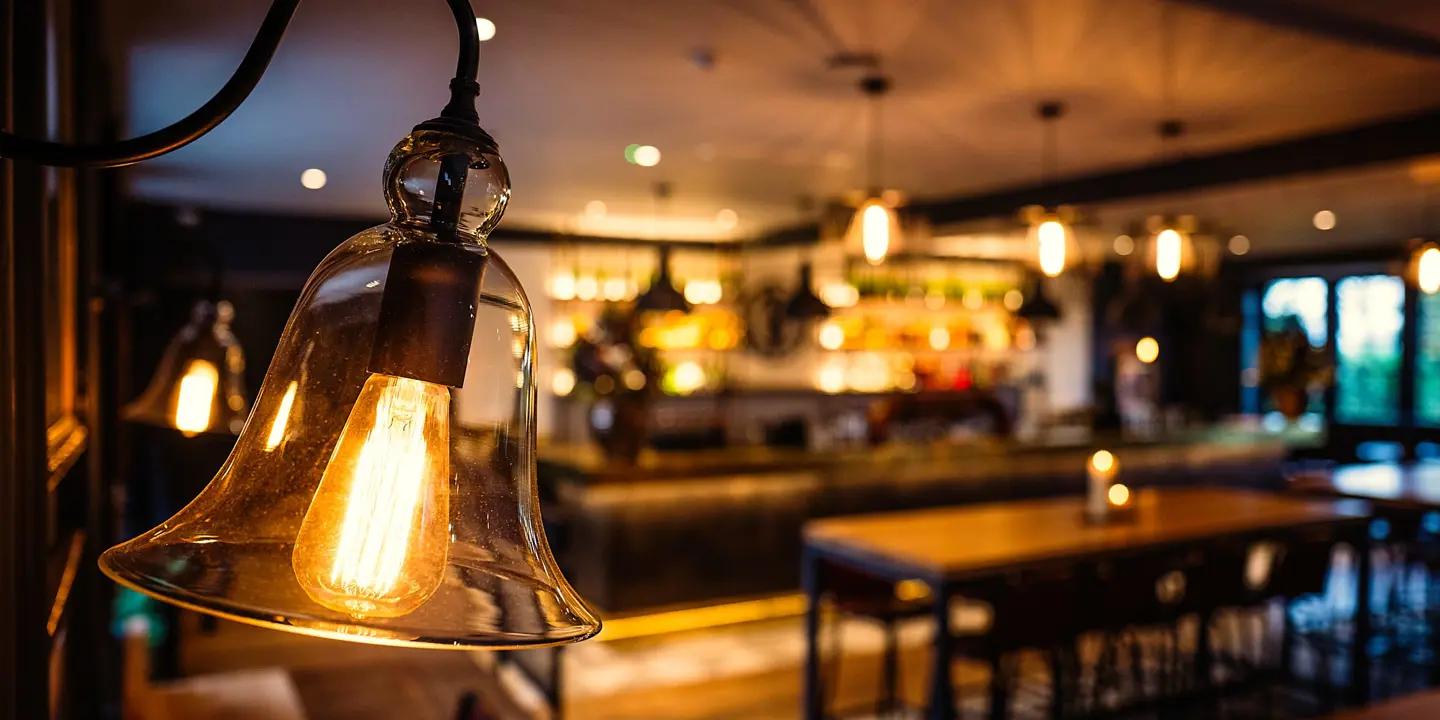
[1228, 235, 1250, 256]
[549, 320, 577, 348]
[924, 290, 945, 310]
[584, 200, 607, 218]
[715, 209, 738, 230]
[1136, 336, 1159, 364]
[1420, 246, 1440, 294]
[860, 201, 892, 265]
[1313, 210, 1336, 231]
[300, 168, 327, 190]
[817, 363, 846, 394]
[1155, 228, 1182, 281]
[670, 361, 706, 395]
[682, 279, 722, 305]
[264, 381, 299, 451]
[602, 277, 627, 302]
[821, 282, 859, 308]
[623, 369, 647, 391]
[550, 271, 576, 301]
[1015, 323, 1037, 351]
[475, 18, 497, 41]
[634, 145, 662, 167]
[293, 374, 450, 618]
[1004, 289, 1023, 311]
[1090, 450, 1115, 473]
[963, 288, 983, 310]
[1037, 219, 1067, 277]
[173, 359, 219, 436]
[552, 368, 576, 396]
[575, 276, 599, 301]
[1114, 234, 1134, 256]
[928, 327, 951, 351]
[818, 322, 845, 350]
[1107, 483, 1131, 506]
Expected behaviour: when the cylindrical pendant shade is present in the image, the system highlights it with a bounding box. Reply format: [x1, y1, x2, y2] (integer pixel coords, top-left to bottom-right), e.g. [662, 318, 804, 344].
[101, 128, 601, 649]
[124, 299, 249, 436]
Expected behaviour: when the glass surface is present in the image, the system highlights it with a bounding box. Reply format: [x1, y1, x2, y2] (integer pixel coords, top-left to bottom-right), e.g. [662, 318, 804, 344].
[101, 128, 600, 649]
[1261, 277, 1328, 418]
[1335, 275, 1404, 426]
[123, 300, 250, 436]
[1418, 291, 1440, 427]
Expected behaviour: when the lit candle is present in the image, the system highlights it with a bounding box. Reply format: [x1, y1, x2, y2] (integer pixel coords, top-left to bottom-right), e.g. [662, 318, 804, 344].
[1087, 450, 1119, 520]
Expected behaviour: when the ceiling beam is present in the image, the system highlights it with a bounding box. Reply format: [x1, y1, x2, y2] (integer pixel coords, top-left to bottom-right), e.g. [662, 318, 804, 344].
[1171, 0, 1440, 60]
[910, 106, 1440, 227]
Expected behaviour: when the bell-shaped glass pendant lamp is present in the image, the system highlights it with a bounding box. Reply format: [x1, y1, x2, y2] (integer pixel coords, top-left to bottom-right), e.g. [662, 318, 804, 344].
[101, 122, 601, 649]
[124, 299, 250, 436]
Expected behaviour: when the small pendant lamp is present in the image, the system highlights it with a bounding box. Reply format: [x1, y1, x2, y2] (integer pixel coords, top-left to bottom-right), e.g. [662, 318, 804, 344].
[1021, 101, 1081, 278]
[124, 299, 250, 436]
[101, 5, 600, 649]
[844, 74, 902, 265]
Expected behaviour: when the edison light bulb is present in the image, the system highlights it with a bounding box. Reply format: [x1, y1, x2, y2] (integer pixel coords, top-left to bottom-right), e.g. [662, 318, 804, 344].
[1037, 219, 1067, 277]
[861, 201, 891, 265]
[292, 373, 451, 618]
[1420, 246, 1440, 294]
[173, 359, 219, 436]
[1155, 228, 1182, 282]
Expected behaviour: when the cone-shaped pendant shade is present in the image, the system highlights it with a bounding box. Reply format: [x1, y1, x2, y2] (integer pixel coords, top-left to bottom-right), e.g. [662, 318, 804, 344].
[124, 299, 250, 436]
[101, 126, 601, 649]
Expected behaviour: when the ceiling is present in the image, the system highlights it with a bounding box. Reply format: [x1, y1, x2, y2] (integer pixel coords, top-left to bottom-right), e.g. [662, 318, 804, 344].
[110, 0, 1440, 243]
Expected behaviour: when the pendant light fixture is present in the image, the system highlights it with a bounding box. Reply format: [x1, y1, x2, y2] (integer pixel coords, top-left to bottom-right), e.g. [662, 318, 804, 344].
[85, 0, 601, 649]
[124, 299, 250, 436]
[784, 262, 831, 321]
[844, 74, 902, 265]
[1138, 208, 1219, 282]
[634, 182, 690, 313]
[1410, 188, 1440, 294]
[1020, 101, 1080, 278]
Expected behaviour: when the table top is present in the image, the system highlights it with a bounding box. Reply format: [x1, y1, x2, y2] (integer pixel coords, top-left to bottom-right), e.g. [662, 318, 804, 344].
[804, 487, 1366, 583]
[1322, 689, 1440, 718]
[1290, 461, 1440, 509]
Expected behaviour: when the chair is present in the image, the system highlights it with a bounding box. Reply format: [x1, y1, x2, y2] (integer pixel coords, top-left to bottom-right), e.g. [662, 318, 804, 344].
[818, 563, 930, 718]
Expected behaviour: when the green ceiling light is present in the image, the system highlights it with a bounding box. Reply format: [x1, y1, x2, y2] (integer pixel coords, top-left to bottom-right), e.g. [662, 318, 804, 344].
[3, 0, 599, 649]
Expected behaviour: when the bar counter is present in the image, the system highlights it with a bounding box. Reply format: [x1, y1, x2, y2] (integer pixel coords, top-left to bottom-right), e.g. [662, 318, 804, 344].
[538, 425, 1318, 613]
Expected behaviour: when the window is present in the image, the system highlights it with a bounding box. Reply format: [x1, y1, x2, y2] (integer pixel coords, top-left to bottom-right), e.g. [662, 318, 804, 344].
[1417, 292, 1440, 427]
[1260, 277, 1328, 419]
[1335, 275, 1404, 425]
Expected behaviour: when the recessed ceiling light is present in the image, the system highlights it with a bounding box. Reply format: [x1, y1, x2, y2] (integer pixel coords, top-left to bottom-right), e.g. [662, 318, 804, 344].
[1313, 210, 1336, 230]
[715, 208, 738, 230]
[300, 168, 327, 190]
[633, 145, 661, 167]
[1228, 234, 1251, 255]
[476, 18, 496, 42]
[584, 200, 607, 218]
[1113, 234, 1134, 256]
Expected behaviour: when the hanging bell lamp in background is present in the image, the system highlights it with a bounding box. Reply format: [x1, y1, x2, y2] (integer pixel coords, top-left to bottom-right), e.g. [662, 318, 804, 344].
[1139, 211, 1219, 282]
[844, 74, 902, 265]
[785, 262, 832, 321]
[1021, 101, 1082, 278]
[635, 245, 691, 313]
[124, 299, 250, 436]
[98, 0, 600, 649]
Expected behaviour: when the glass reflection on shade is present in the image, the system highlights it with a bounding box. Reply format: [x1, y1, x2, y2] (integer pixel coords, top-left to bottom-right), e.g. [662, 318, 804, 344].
[264, 381, 300, 451]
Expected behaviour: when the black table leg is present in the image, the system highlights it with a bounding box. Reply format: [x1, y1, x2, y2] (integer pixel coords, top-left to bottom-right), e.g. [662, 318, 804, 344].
[802, 547, 824, 720]
[1351, 526, 1373, 706]
[931, 583, 956, 720]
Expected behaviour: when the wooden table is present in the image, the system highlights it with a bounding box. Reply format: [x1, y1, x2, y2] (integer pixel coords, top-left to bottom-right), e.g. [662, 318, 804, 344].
[800, 487, 1372, 720]
[1321, 688, 1440, 718]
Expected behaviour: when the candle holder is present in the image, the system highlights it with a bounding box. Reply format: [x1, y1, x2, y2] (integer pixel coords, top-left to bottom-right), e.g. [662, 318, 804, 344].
[1084, 450, 1136, 524]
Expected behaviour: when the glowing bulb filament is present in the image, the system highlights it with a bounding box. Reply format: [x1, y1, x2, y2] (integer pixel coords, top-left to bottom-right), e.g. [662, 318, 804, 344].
[1037, 220, 1067, 277]
[1420, 247, 1440, 295]
[861, 202, 891, 265]
[293, 374, 450, 618]
[265, 381, 300, 451]
[1155, 229, 1182, 281]
[173, 359, 219, 436]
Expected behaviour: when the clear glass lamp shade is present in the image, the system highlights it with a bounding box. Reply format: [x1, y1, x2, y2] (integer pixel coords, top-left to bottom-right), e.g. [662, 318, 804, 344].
[101, 127, 601, 649]
[123, 299, 250, 436]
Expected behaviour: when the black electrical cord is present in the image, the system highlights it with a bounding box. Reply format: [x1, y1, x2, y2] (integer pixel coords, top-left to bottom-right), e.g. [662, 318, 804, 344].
[0, 0, 485, 168]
